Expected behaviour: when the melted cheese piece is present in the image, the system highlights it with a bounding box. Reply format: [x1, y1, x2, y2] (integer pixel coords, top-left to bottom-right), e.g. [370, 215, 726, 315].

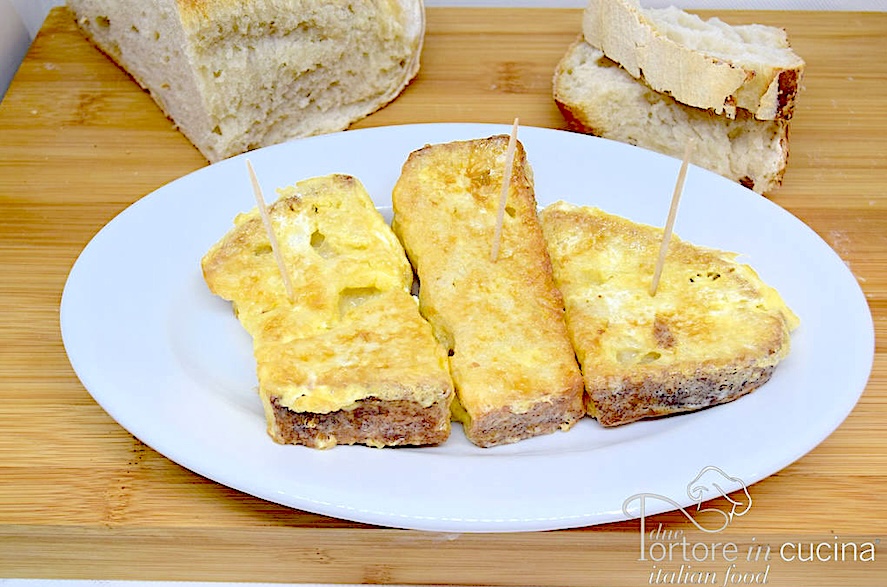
[202, 174, 452, 415]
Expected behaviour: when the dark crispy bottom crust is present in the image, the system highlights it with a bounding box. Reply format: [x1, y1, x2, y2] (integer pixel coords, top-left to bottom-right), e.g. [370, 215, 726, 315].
[464, 392, 586, 448]
[270, 397, 451, 448]
[589, 364, 776, 427]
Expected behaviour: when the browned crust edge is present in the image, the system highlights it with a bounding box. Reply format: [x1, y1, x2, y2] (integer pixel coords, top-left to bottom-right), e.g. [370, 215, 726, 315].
[554, 98, 597, 136]
[463, 390, 585, 448]
[270, 397, 452, 448]
[775, 67, 802, 122]
[589, 363, 777, 427]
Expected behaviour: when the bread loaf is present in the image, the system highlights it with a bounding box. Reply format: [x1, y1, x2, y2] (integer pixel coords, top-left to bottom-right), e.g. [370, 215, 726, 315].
[582, 0, 804, 120]
[202, 174, 454, 448]
[554, 39, 790, 194]
[67, 0, 424, 162]
[539, 202, 798, 427]
[392, 136, 585, 447]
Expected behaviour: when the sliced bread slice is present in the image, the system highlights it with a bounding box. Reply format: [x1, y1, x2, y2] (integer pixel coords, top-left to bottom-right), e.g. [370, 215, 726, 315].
[554, 39, 790, 194]
[582, 0, 804, 120]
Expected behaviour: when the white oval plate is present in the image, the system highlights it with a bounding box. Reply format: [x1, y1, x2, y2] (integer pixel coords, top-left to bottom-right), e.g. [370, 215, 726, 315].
[60, 123, 874, 532]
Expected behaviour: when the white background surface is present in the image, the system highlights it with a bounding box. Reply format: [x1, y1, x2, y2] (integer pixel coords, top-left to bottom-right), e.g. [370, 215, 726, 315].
[2, 0, 887, 100]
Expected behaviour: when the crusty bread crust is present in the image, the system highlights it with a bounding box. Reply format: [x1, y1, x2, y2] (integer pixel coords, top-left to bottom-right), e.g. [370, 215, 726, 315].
[582, 0, 804, 120]
[392, 136, 585, 447]
[270, 396, 451, 449]
[587, 359, 777, 427]
[553, 39, 790, 194]
[67, 0, 425, 162]
[461, 392, 586, 448]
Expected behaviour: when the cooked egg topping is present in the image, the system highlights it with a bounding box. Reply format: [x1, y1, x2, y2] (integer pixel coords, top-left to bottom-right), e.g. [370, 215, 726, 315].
[201, 174, 452, 414]
[540, 201, 798, 386]
[392, 138, 584, 417]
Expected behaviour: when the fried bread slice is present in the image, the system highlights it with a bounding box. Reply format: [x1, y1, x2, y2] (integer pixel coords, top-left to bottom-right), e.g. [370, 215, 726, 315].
[202, 174, 453, 448]
[391, 136, 585, 447]
[539, 202, 798, 427]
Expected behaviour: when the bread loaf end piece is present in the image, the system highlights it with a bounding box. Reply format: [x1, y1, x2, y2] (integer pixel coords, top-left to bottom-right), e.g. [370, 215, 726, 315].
[68, 0, 425, 162]
[392, 136, 586, 447]
[554, 39, 790, 195]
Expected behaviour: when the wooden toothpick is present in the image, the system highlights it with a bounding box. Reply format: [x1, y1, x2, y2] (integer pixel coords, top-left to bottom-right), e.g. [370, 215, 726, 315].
[649, 139, 695, 297]
[246, 159, 295, 302]
[491, 117, 520, 262]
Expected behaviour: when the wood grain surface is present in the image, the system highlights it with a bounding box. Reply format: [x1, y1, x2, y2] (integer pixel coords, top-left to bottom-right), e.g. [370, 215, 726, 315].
[1, 6, 885, 587]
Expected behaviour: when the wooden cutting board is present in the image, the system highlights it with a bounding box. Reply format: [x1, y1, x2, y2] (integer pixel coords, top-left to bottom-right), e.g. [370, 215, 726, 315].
[0, 6, 885, 586]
